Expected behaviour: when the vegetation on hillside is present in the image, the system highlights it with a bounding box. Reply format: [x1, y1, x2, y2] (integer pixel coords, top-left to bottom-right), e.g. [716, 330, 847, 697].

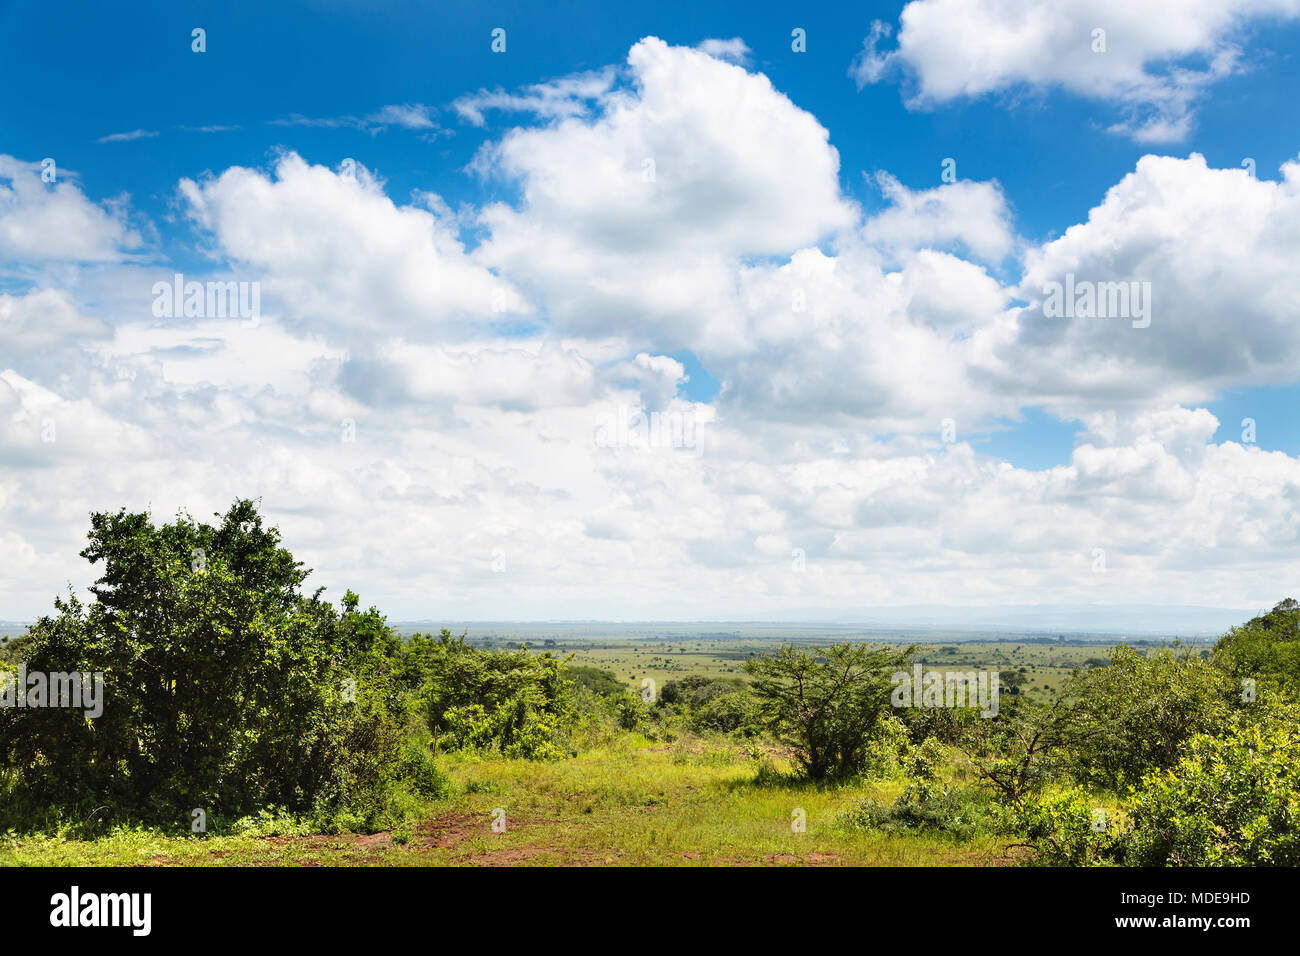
[1, 500, 1297, 866]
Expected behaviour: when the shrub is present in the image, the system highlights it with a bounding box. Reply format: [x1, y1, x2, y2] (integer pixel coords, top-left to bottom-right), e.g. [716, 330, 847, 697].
[841, 782, 992, 842]
[745, 642, 914, 780]
[690, 691, 762, 737]
[861, 716, 947, 780]
[964, 645, 1236, 802]
[860, 714, 914, 778]
[404, 631, 574, 760]
[612, 692, 654, 733]
[897, 697, 990, 745]
[959, 691, 1112, 804]
[565, 665, 624, 698]
[1005, 788, 1125, 866]
[1122, 705, 1300, 866]
[660, 675, 746, 708]
[1213, 598, 1300, 698]
[396, 738, 453, 799]
[1064, 644, 1235, 790]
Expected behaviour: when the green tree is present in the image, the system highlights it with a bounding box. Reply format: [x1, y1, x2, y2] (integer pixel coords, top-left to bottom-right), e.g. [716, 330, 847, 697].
[563, 665, 624, 698]
[659, 675, 746, 709]
[1213, 598, 1300, 698]
[0, 500, 411, 828]
[691, 691, 762, 737]
[959, 645, 1234, 802]
[745, 643, 914, 780]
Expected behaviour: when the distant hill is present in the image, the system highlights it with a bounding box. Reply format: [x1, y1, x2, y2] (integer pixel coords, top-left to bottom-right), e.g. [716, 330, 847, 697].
[736, 604, 1256, 636]
[391, 603, 1257, 642]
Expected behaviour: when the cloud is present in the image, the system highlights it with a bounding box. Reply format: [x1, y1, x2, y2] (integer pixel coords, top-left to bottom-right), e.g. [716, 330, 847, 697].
[269, 103, 438, 134]
[452, 69, 616, 126]
[696, 37, 751, 65]
[853, 0, 1300, 142]
[711, 246, 1012, 431]
[984, 153, 1300, 406]
[177, 152, 526, 343]
[338, 339, 598, 412]
[6, 38, 1300, 621]
[96, 129, 159, 143]
[0, 288, 111, 355]
[365, 103, 438, 130]
[862, 172, 1015, 264]
[472, 37, 857, 350]
[0, 155, 142, 263]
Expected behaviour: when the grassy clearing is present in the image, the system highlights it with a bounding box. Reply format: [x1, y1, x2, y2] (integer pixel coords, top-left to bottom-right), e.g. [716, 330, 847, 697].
[0, 737, 1008, 867]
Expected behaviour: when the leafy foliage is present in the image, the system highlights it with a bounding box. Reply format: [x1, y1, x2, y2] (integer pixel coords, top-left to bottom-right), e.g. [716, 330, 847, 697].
[565, 665, 624, 698]
[745, 643, 914, 780]
[690, 691, 763, 737]
[958, 644, 1235, 802]
[1214, 598, 1300, 698]
[0, 500, 416, 830]
[1005, 788, 1124, 866]
[403, 630, 574, 760]
[843, 782, 992, 842]
[1123, 704, 1300, 866]
[659, 675, 746, 708]
[1063, 644, 1235, 790]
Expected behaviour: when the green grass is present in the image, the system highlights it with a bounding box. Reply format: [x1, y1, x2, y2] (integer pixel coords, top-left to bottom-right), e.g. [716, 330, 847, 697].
[0, 737, 1008, 867]
[2, 635, 1168, 867]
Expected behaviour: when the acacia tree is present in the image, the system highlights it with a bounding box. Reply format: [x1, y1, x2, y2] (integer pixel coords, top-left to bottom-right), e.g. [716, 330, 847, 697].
[0, 500, 408, 827]
[745, 643, 914, 780]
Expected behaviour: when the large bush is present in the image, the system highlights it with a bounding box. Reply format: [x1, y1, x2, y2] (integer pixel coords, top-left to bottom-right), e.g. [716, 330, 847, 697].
[659, 675, 745, 708]
[745, 642, 914, 780]
[1005, 788, 1125, 866]
[1062, 644, 1235, 790]
[402, 631, 574, 760]
[1122, 705, 1300, 866]
[690, 691, 762, 737]
[0, 500, 414, 828]
[959, 645, 1237, 804]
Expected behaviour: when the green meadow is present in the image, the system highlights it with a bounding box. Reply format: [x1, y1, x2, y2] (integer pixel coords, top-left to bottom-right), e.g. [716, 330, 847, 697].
[0, 628, 1186, 867]
[0, 730, 1006, 867]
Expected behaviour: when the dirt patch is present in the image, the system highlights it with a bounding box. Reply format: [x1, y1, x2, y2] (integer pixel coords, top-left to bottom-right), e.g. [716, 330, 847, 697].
[417, 811, 483, 848]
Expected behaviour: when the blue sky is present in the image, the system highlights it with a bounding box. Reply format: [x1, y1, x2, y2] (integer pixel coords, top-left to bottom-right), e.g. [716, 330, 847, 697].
[3, 0, 1300, 619]
[7, 1, 1299, 228]
[4, 0, 1298, 230]
[6, 0, 1300, 468]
